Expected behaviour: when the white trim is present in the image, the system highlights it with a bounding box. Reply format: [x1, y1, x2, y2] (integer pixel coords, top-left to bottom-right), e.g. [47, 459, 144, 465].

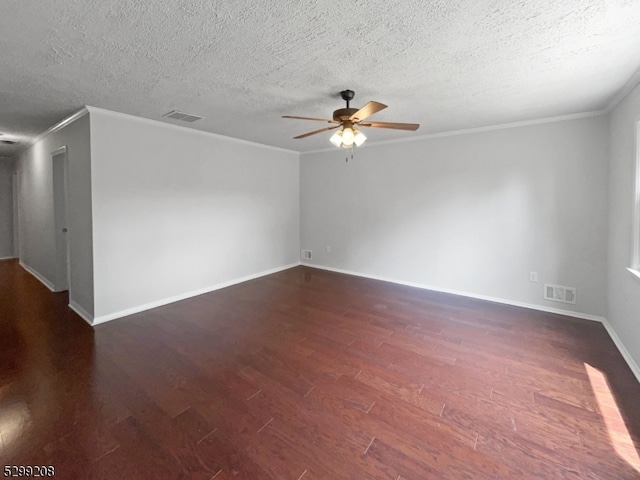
[0, 256, 17, 261]
[601, 318, 640, 384]
[30, 108, 89, 146]
[12, 170, 18, 258]
[51, 146, 71, 292]
[19, 261, 55, 291]
[39, 104, 609, 157]
[69, 301, 93, 326]
[605, 64, 640, 113]
[85, 106, 299, 155]
[50, 146, 67, 156]
[300, 262, 605, 323]
[301, 110, 607, 155]
[92, 263, 300, 325]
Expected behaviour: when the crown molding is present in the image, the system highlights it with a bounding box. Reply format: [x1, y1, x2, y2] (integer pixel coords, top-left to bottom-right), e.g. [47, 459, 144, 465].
[301, 109, 607, 155]
[30, 107, 89, 146]
[605, 65, 640, 113]
[85, 106, 299, 155]
[27, 100, 618, 157]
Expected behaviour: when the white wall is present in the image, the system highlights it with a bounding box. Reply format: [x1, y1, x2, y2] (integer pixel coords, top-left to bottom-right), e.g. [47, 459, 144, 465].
[607, 82, 640, 373]
[301, 115, 609, 318]
[17, 113, 94, 315]
[0, 157, 15, 259]
[89, 108, 300, 321]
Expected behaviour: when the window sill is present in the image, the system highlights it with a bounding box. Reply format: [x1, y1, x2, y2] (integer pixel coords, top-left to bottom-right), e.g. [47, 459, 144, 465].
[628, 268, 640, 284]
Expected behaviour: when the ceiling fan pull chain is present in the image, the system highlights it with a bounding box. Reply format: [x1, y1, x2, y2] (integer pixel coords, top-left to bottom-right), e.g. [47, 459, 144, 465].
[346, 146, 354, 162]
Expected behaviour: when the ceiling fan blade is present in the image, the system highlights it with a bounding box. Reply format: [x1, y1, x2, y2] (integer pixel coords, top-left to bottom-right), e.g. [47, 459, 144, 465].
[282, 115, 338, 123]
[349, 101, 387, 121]
[359, 121, 420, 131]
[293, 125, 341, 139]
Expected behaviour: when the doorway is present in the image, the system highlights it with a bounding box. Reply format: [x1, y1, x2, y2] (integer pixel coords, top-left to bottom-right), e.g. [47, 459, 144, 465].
[52, 147, 70, 292]
[12, 170, 18, 258]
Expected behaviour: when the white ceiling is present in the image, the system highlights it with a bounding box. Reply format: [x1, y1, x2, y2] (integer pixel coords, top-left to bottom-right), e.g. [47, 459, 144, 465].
[2, 0, 640, 157]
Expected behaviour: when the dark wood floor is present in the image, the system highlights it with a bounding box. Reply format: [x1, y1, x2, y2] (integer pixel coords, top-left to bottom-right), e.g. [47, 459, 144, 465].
[1, 259, 640, 479]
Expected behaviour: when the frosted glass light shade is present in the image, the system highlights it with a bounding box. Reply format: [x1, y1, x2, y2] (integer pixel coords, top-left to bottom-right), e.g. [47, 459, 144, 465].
[353, 128, 367, 146]
[330, 126, 367, 148]
[341, 127, 355, 146]
[329, 130, 343, 147]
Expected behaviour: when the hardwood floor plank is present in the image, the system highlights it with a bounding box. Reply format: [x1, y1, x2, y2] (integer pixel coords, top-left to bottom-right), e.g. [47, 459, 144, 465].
[194, 429, 271, 480]
[367, 393, 478, 449]
[2, 261, 640, 479]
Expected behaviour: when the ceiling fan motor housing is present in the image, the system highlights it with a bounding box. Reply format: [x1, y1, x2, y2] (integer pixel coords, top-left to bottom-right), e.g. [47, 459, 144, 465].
[333, 108, 358, 121]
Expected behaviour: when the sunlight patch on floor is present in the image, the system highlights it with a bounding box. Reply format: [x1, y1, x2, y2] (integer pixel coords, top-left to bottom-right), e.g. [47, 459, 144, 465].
[584, 363, 640, 473]
[0, 401, 32, 457]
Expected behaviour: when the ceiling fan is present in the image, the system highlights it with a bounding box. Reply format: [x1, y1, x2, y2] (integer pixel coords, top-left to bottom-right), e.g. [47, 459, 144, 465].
[282, 90, 420, 148]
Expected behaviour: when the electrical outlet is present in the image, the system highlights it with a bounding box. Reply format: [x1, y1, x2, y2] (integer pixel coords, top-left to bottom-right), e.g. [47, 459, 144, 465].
[529, 272, 538, 282]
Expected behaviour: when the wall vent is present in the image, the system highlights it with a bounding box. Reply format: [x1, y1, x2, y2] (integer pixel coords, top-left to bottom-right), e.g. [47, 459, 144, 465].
[301, 249, 312, 260]
[544, 284, 577, 304]
[162, 110, 203, 123]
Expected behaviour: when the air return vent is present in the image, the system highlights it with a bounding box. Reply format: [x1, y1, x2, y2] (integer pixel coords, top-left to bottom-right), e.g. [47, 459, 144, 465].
[162, 110, 203, 123]
[301, 250, 312, 260]
[544, 284, 576, 304]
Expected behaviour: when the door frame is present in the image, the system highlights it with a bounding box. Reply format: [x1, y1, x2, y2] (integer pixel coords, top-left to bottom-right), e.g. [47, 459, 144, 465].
[12, 169, 19, 258]
[52, 146, 70, 292]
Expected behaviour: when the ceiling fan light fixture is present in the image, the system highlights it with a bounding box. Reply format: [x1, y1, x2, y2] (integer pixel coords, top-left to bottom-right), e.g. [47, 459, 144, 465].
[353, 128, 367, 147]
[341, 127, 355, 147]
[329, 130, 343, 147]
[330, 126, 366, 148]
[283, 89, 419, 147]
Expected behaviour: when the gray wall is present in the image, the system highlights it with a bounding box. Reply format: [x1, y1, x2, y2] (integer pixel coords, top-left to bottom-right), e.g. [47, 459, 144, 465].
[17, 113, 94, 316]
[301, 115, 609, 318]
[607, 81, 640, 375]
[89, 108, 300, 322]
[0, 157, 15, 259]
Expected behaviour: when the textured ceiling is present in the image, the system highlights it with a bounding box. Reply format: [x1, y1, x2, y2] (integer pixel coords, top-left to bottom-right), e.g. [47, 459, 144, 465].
[1, 0, 640, 156]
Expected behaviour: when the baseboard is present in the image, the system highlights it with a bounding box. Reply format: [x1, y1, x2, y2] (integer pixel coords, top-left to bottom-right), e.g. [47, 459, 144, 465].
[92, 262, 301, 326]
[301, 263, 640, 384]
[19, 261, 55, 292]
[69, 301, 94, 327]
[601, 319, 640, 384]
[0, 256, 17, 261]
[300, 263, 606, 323]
